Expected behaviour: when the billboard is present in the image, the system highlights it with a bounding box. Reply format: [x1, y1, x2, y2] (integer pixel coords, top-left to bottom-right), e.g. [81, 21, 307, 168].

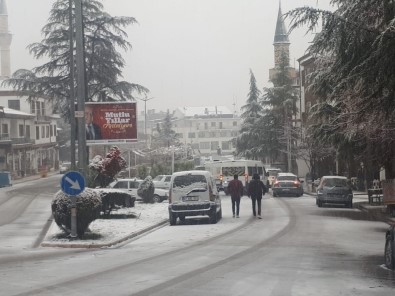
[82, 102, 137, 145]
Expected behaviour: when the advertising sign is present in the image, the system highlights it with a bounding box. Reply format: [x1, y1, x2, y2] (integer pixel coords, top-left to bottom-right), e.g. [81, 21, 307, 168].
[83, 102, 137, 145]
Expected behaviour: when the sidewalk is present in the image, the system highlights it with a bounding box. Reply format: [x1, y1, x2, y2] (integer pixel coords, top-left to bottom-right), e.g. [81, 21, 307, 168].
[11, 169, 60, 185]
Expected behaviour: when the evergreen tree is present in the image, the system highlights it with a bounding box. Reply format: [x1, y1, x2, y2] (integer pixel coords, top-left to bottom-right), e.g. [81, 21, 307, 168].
[235, 69, 264, 160]
[153, 110, 179, 148]
[2, 0, 148, 119]
[287, 0, 395, 177]
[261, 52, 298, 168]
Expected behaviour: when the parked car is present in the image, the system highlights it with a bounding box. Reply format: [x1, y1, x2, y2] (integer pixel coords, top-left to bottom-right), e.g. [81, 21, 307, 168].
[168, 170, 222, 225]
[272, 173, 304, 197]
[59, 162, 72, 174]
[152, 175, 172, 190]
[385, 225, 395, 270]
[316, 176, 353, 208]
[109, 178, 168, 203]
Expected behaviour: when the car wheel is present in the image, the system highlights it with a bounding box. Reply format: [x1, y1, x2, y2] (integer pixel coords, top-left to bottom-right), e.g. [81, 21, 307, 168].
[178, 215, 186, 222]
[347, 201, 353, 208]
[273, 192, 277, 197]
[169, 212, 177, 226]
[217, 207, 222, 220]
[385, 235, 395, 270]
[209, 208, 218, 224]
[153, 194, 161, 203]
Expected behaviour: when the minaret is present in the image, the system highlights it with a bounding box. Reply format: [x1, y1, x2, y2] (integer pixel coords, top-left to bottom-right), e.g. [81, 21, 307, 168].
[273, 1, 290, 67]
[269, 1, 297, 85]
[0, 0, 12, 78]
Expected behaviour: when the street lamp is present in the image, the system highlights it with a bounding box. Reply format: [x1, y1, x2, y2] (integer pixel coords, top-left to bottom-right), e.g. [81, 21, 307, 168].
[137, 96, 154, 146]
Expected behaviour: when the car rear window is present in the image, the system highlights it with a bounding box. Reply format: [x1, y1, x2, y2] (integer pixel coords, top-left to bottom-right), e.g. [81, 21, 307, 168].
[173, 175, 207, 192]
[277, 176, 297, 181]
[222, 166, 244, 176]
[323, 178, 347, 187]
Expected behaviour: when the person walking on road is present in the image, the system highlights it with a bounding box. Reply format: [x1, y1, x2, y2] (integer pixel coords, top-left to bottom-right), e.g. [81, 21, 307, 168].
[247, 173, 267, 219]
[227, 174, 244, 218]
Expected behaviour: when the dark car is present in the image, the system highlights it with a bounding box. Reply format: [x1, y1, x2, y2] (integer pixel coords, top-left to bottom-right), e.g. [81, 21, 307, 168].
[316, 176, 353, 208]
[272, 173, 304, 197]
[385, 225, 395, 270]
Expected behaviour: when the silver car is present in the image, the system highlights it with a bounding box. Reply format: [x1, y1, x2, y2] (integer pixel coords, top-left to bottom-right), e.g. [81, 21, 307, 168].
[316, 176, 353, 208]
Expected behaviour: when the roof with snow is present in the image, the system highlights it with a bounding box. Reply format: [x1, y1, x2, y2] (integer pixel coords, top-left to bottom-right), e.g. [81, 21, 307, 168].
[177, 106, 233, 117]
[0, 106, 34, 118]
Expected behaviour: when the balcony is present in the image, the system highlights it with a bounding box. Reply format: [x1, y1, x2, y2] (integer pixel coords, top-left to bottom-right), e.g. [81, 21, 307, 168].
[11, 137, 35, 145]
[0, 134, 11, 142]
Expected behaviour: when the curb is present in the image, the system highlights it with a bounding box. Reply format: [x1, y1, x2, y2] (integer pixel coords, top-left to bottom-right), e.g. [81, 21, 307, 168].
[40, 219, 169, 249]
[354, 202, 395, 225]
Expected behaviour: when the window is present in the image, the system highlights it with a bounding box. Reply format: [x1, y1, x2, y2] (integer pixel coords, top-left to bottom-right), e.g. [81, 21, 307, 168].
[188, 132, 195, 138]
[25, 125, 30, 139]
[8, 100, 20, 110]
[46, 126, 50, 138]
[41, 126, 45, 137]
[41, 102, 46, 115]
[36, 102, 41, 115]
[36, 126, 40, 140]
[222, 141, 230, 150]
[191, 143, 199, 149]
[31, 102, 35, 114]
[113, 181, 128, 189]
[54, 125, 57, 136]
[19, 124, 24, 137]
[219, 122, 223, 129]
[200, 142, 210, 149]
[198, 131, 205, 138]
[50, 125, 53, 137]
[164, 176, 171, 182]
[204, 122, 208, 129]
[176, 133, 183, 138]
[211, 141, 219, 150]
[2, 124, 8, 136]
[233, 121, 237, 126]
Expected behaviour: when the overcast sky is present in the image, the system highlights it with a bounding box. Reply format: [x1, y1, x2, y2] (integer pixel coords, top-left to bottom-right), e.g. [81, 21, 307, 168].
[7, 0, 332, 114]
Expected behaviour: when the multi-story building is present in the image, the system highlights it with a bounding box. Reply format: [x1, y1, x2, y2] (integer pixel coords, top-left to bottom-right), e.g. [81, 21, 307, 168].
[171, 106, 240, 156]
[143, 106, 241, 157]
[0, 1, 59, 178]
[0, 91, 59, 177]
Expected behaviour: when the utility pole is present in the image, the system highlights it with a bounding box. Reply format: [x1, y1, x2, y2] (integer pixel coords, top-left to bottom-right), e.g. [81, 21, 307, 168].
[137, 96, 154, 147]
[75, 0, 87, 175]
[69, 0, 76, 170]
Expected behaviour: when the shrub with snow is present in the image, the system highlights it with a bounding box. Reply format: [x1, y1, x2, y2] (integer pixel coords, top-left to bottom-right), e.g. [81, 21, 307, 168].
[51, 188, 102, 237]
[94, 189, 135, 215]
[137, 176, 155, 203]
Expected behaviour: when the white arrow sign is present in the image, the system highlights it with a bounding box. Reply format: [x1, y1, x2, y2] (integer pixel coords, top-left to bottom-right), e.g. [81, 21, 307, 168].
[65, 176, 81, 190]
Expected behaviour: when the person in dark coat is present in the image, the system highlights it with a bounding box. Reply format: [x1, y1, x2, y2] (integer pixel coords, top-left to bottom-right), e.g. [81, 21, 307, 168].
[227, 174, 244, 218]
[247, 173, 267, 219]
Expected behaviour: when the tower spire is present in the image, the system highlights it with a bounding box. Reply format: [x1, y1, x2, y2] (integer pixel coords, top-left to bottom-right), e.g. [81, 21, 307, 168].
[274, 1, 290, 44]
[0, 0, 12, 78]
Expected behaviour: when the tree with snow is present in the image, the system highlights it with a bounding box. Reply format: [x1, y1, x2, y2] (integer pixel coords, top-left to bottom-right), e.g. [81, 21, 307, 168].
[2, 0, 148, 120]
[89, 146, 127, 188]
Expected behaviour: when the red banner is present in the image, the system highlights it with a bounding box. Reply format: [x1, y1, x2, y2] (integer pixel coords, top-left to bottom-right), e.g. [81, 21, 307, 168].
[84, 102, 137, 144]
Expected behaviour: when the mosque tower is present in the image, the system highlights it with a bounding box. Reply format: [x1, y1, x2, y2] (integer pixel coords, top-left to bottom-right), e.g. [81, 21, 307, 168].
[269, 1, 297, 85]
[0, 0, 12, 78]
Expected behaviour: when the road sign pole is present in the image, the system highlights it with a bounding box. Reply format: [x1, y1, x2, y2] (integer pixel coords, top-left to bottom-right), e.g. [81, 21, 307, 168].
[61, 171, 86, 239]
[70, 196, 77, 238]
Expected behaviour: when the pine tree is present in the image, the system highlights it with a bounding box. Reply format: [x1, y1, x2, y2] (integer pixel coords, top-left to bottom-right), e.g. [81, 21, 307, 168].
[287, 0, 395, 177]
[153, 110, 179, 148]
[2, 0, 148, 120]
[235, 69, 264, 159]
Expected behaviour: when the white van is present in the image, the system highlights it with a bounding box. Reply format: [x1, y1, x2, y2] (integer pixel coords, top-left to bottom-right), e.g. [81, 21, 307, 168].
[168, 170, 222, 225]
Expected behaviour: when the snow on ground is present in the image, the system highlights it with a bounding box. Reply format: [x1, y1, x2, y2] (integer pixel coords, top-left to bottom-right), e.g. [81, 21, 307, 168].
[42, 201, 169, 247]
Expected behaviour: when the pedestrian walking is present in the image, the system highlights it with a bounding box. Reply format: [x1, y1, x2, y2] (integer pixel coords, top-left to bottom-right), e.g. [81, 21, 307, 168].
[227, 174, 244, 218]
[247, 173, 267, 219]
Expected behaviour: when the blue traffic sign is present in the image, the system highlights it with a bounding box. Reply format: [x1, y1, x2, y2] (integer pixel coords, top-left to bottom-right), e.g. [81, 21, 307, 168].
[61, 171, 86, 196]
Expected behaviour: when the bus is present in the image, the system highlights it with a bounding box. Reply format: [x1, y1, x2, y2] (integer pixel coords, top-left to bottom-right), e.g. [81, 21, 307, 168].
[199, 160, 268, 195]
